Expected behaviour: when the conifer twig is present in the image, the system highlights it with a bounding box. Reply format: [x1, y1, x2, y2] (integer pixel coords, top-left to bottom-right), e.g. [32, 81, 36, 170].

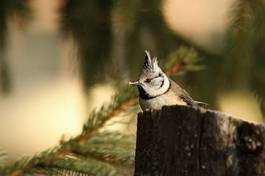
[77, 48, 196, 143]
[79, 98, 136, 143]
[0, 46, 201, 176]
[165, 60, 187, 76]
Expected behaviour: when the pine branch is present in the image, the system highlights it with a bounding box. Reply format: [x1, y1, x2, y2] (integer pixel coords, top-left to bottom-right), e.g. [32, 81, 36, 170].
[79, 92, 137, 143]
[80, 46, 200, 140]
[51, 168, 94, 176]
[0, 46, 202, 176]
[70, 132, 135, 166]
[62, 46, 201, 148]
[0, 148, 58, 176]
[164, 46, 203, 76]
[49, 157, 119, 176]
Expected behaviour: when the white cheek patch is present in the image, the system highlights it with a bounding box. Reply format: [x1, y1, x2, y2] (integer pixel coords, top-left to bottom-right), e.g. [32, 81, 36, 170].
[151, 77, 163, 88]
[156, 76, 170, 95]
[145, 76, 170, 97]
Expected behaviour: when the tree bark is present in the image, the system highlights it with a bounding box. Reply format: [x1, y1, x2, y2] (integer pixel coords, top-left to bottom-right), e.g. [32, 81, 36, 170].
[134, 105, 265, 176]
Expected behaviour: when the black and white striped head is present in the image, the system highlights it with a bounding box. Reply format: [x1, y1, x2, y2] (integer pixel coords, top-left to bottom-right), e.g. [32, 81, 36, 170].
[129, 50, 170, 99]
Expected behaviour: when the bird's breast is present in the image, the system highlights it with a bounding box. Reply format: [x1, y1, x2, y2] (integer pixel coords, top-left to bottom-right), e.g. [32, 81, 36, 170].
[139, 90, 187, 111]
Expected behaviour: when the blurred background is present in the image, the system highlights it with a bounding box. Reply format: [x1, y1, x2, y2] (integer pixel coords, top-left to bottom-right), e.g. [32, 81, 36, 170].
[0, 0, 264, 163]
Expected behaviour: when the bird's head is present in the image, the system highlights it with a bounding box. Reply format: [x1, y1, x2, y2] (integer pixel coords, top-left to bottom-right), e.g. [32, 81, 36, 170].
[129, 50, 170, 98]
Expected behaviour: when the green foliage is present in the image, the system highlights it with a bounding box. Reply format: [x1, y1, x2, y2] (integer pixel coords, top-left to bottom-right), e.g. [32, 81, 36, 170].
[81, 86, 137, 133]
[0, 85, 137, 175]
[50, 157, 118, 176]
[163, 46, 204, 76]
[70, 132, 135, 166]
[0, 149, 55, 175]
[0, 45, 201, 175]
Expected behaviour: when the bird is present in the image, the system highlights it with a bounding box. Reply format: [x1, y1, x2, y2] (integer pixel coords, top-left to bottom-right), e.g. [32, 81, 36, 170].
[129, 50, 207, 111]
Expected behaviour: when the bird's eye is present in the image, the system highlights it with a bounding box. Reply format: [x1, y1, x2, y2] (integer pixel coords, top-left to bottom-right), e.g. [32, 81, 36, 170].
[158, 73, 162, 77]
[145, 78, 152, 83]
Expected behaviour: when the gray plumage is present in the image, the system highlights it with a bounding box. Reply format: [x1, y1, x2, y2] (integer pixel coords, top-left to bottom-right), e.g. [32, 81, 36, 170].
[130, 50, 206, 111]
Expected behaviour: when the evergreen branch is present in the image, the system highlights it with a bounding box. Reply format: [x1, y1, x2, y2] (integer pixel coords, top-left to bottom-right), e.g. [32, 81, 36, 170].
[0, 46, 201, 176]
[79, 93, 136, 143]
[0, 148, 118, 176]
[70, 132, 135, 166]
[0, 148, 58, 176]
[55, 46, 201, 170]
[77, 46, 201, 143]
[49, 157, 119, 176]
[164, 46, 201, 76]
[51, 168, 92, 176]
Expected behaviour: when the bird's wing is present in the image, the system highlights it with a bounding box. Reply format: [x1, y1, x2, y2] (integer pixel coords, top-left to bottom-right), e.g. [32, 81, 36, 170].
[169, 79, 209, 107]
[169, 79, 195, 106]
[194, 101, 209, 108]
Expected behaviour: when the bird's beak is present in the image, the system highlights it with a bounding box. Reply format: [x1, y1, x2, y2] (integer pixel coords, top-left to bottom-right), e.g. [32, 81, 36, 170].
[129, 80, 140, 86]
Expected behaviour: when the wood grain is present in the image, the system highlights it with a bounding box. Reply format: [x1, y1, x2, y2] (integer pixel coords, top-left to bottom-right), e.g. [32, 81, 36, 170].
[134, 105, 265, 176]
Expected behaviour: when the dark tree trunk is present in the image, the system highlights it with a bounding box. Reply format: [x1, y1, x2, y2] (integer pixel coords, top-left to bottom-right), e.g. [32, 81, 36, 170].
[134, 105, 265, 176]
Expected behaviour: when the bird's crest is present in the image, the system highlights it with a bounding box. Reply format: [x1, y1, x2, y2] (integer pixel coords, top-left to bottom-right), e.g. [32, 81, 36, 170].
[141, 50, 161, 78]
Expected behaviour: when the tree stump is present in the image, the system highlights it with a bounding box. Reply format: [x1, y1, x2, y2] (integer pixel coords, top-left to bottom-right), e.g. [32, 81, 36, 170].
[134, 105, 265, 176]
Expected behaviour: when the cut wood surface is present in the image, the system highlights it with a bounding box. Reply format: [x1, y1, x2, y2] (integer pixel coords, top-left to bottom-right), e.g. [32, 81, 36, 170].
[134, 105, 265, 176]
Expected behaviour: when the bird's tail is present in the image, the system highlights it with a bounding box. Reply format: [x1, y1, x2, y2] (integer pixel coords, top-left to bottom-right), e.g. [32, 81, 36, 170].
[195, 101, 209, 108]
